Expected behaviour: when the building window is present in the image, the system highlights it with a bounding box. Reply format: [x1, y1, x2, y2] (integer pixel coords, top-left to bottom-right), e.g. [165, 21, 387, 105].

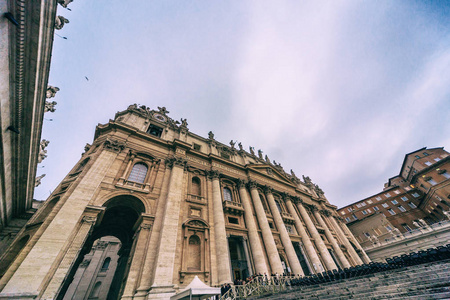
[90, 282, 102, 298]
[275, 200, 283, 213]
[101, 257, 111, 270]
[367, 200, 373, 204]
[340, 211, 346, 215]
[223, 187, 233, 201]
[442, 171, 450, 179]
[363, 232, 371, 237]
[191, 177, 201, 195]
[394, 190, 400, 195]
[423, 152, 429, 156]
[361, 202, 366, 206]
[376, 196, 382, 201]
[401, 196, 408, 201]
[285, 225, 293, 233]
[385, 225, 393, 231]
[362, 210, 368, 215]
[373, 206, 379, 211]
[352, 214, 358, 220]
[147, 124, 163, 137]
[391, 200, 398, 205]
[193, 143, 201, 151]
[367, 208, 372, 213]
[434, 157, 441, 162]
[426, 178, 437, 185]
[269, 222, 275, 229]
[228, 217, 239, 225]
[425, 161, 432, 166]
[382, 203, 389, 208]
[384, 193, 391, 198]
[415, 155, 420, 159]
[398, 205, 406, 212]
[402, 224, 412, 232]
[128, 163, 148, 183]
[408, 202, 417, 208]
[188, 235, 201, 270]
[345, 217, 351, 222]
[356, 203, 361, 208]
[412, 192, 420, 198]
[387, 209, 396, 215]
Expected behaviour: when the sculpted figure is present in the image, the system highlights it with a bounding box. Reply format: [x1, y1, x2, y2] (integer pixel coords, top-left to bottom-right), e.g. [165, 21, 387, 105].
[229, 140, 235, 149]
[258, 149, 263, 159]
[57, 0, 73, 8]
[38, 139, 50, 163]
[35, 174, 46, 187]
[238, 142, 243, 151]
[180, 118, 188, 127]
[46, 86, 60, 98]
[208, 131, 214, 140]
[265, 155, 270, 163]
[249, 146, 255, 156]
[290, 169, 296, 177]
[55, 16, 69, 30]
[158, 106, 169, 115]
[44, 101, 57, 113]
[302, 175, 313, 186]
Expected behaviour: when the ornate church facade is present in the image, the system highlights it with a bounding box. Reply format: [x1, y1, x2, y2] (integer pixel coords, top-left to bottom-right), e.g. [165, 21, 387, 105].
[0, 105, 370, 300]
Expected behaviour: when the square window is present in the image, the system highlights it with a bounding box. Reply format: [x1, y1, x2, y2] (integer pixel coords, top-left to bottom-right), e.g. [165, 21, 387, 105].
[193, 143, 201, 151]
[426, 178, 437, 185]
[382, 203, 389, 208]
[408, 202, 417, 208]
[384, 193, 391, 198]
[434, 158, 441, 162]
[361, 202, 366, 206]
[394, 190, 400, 195]
[391, 200, 398, 205]
[147, 124, 163, 137]
[412, 192, 420, 198]
[423, 152, 429, 156]
[376, 196, 382, 201]
[228, 217, 239, 225]
[367, 200, 373, 204]
[373, 206, 379, 211]
[404, 186, 411, 191]
[347, 207, 353, 212]
[345, 217, 351, 222]
[401, 196, 408, 201]
[415, 155, 420, 159]
[398, 206, 406, 212]
[341, 211, 346, 215]
[356, 203, 362, 208]
[443, 172, 450, 179]
[425, 161, 432, 166]
[387, 209, 396, 215]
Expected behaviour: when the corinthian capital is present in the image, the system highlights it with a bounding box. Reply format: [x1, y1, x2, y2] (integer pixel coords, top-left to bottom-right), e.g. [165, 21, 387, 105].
[247, 180, 258, 190]
[320, 209, 332, 217]
[165, 156, 187, 169]
[207, 169, 220, 179]
[264, 186, 274, 194]
[237, 179, 247, 189]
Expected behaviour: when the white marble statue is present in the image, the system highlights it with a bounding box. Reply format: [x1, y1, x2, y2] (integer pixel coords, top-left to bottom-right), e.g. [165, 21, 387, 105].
[35, 174, 46, 187]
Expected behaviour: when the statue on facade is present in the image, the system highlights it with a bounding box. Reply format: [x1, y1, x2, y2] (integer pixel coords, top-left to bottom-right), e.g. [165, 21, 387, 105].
[302, 175, 313, 186]
[38, 139, 50, 163]
[258, 149, 263, 160]
[229, 140, 235, 149]
[57, 0, 73, 8]
[238, 142, 243, 151]
[44, 101, 57, 113]
[46, 86, 60, 98]
[249, 146, 255, 156]
[180, 118, 188, 128]
[157, 106, 169, 115]
[265, 155, 270, 164]
[290, 169, 296, 178]
[208, 131, 214, 140]
[35, 174, 46, 187]
[55, 16, 69, 30]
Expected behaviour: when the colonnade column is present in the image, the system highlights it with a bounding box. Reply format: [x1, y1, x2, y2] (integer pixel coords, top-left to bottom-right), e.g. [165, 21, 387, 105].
[337, 217, 371, 264]
[314, 209, 350, 269]
[296, 200, 337, 271]
[328, 216, 363, 265]
[149, 157, 187, 297]
[285, 196, 323, 273]
[209, 170, 232, 284]
[248, 181, 284, 274]
[238, 180, 268, 275]
[265, 187, 303, 275]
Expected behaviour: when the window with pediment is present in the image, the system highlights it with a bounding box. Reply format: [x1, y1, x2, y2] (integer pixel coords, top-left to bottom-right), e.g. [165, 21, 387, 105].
[191, 177, 201, 195]
[223, 187, 233, 201]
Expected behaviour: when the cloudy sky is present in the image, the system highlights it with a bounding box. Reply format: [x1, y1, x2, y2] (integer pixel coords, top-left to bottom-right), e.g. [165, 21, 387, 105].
[35, 1, 450, 208]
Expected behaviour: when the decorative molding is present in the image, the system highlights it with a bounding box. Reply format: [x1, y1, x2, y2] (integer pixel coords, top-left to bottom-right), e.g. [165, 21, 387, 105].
[264, 185, 274, 194]
[320, 209, 332, 217]
[247, 180, 258, 190]
[165, 156, 187, 169]
[82, 216, 96, 224]
[104, 138, 126, 153]
[140, 223, 152, 230]
[237, 179, 247, 189]
[207, 169, 220, 179]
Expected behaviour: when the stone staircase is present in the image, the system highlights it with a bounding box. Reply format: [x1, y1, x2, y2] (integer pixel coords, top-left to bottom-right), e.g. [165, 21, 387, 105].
[256, 260, 450, 299]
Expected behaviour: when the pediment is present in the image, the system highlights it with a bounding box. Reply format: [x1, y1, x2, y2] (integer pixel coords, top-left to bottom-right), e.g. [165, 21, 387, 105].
[246, 164, 295, 186]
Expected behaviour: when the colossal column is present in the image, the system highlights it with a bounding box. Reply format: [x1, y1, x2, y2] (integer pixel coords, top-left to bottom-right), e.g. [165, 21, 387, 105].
[248, 181, 284, 274]
[328, 215, 363, 265]
[149, 157, 187, 297]
[315, 209, 350, 269]
[238, 180, 268, 275]
[296, 200, 337, 271]
[265, 187, 303, 275]
[336, 217, 370, 264]
[285, 196, 323, 273]
[209, 170, 232, 284]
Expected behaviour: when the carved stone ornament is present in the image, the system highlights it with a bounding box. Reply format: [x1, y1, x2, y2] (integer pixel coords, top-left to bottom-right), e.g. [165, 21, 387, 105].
[140, 223, 152, 230]
[238, 142, 243, 151]
[264, 186, 273, 194]
[258, 149, 263, 160]
[320, 209, 332, 217]
[187, 220, 206, 228]
[302, 175, 313, 186]
[46, 86, 60, 98]
[237, 179, 247, 189]
[104, 138, 126, 153]
[84, 143, 91, 153]
[38, 139, 50, 163]
[265, 155, 270, 164]
[247, 180, 258, 190]
[55, 15, 69, 30]
[82, 216, 96, 224]
[208, 131, 215, 140]
[207, 169, 220, 179]
[309, 204, 319, 212]
[229, 140, 235, 149]
[282, 193, 291, 202]
[249, 146, 255, 156]
[80, 259, 91, 268]
[44, 101, 57, 113]
[35, 174, 46, 187]
[165, 156, 188, 169]
[57, 0, 73, 8]
[292, 196, 303, 204]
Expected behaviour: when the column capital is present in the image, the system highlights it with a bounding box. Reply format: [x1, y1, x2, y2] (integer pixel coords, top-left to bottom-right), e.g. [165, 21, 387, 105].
[292, 196, 303, 204]
[247, 180, 258, 190]
[237, 179, 247, 189]
[320, 209, 332, 217]
[309, 204, 319, 212]
[140, 223, 153, 230]
[165, 156, 187, 169]
[264, 185, 274, 194]
[207, 169, 221, 179]
[103, 137, 126, 153]
[282, 193, 292, 202]
[82, 215, 97, 224]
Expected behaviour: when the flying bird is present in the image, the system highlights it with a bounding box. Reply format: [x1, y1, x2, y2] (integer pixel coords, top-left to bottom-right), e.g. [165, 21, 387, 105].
[85, 76, 89, 81]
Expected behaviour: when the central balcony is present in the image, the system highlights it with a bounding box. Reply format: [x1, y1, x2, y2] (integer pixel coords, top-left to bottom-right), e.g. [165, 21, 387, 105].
[223, 200, 245, 216]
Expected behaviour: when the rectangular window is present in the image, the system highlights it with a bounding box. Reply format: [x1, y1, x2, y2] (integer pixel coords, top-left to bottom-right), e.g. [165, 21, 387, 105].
[415, 155, 420, 159]
[402, 224, 412, 232]
[375, 196, 382, 201]
[361, 202, 366, 206]
[425, 161, 432, 166]
[398, 205, 406, 212]
[373, 206, 379, 211]
[426, 178, 437, 185]
[352, 214, 358, 220]
[362, 210, 368, 215]
[367, 208, 372, 213]
[347, 207, 353, 212]
[147, 124, 163, 137]
[340, 211, 346, 215]
[443, 172, 450, 179]
[387, 209, 396, 215]
[228, 217, 239, 225]
[391, 200, 398, 205]
[345, 217, 351, 222]
[384, 193, 391, 198]
[423, 152, 429, 156]
[367, 200, 373, 204]
[394, 190, 400, 195]
[434, 157, 441, 162]
[408, 202, 417, 208]
[382, 203, 389, 208]
[193, 143, 201, 151]
[269, 222, 275, 229]
[356, 203, 361, 208]
[385, 225, 393, 231]
[404, 186, 411, 191]
[412, 192, 420, 198]
[401, 196, 408, 201]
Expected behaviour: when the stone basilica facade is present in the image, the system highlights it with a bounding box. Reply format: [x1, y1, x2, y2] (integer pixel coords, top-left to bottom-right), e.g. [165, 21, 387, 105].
[0, 105, 370, 300]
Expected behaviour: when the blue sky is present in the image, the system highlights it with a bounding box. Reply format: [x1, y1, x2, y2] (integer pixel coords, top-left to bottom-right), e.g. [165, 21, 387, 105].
[35, 1, 450, 208]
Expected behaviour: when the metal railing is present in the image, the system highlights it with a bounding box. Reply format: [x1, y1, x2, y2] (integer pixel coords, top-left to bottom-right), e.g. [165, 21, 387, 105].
[220, 275, 299, 300]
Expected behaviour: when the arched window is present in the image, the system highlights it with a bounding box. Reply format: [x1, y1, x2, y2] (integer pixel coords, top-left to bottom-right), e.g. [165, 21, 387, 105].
[259, 193, 269, 212]
[101, 257, 111, 270]
[90, 281, 102, 298]
[188, 235, 201, 270]
[128, 163, 148, 183]
[223, 187, 233, 201]
[191, 177, 201, 195]
[275, 200, 283, 213]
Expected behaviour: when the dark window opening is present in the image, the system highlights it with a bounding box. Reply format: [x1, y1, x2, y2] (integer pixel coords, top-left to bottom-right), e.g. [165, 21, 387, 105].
[147, 124, 163, 137]
[228, 217, 239, 225]
[193, 143, 201, 151]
